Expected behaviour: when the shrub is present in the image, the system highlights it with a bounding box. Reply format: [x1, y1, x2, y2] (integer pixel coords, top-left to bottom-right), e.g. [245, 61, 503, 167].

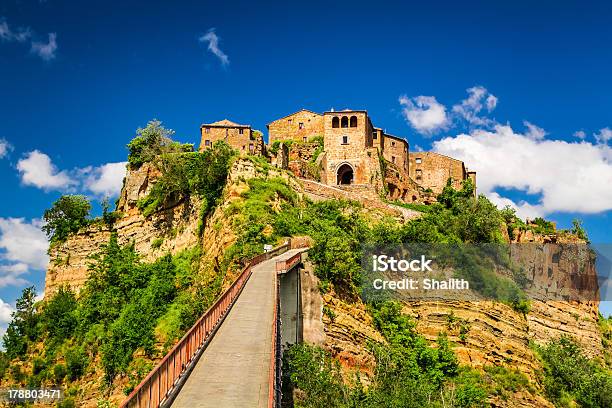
[53, 363, 67, 383]
[537, 336, 612, 408]
[137, 141, 234, 218]
[65, 346, 88, 381]
[283, 344, 349, 407]
[43, 195, 91, 243]
[43, 286, 78, 344]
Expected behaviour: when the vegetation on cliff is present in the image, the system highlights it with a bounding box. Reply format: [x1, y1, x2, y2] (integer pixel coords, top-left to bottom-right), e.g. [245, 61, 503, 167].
[0, 122, 607, 408]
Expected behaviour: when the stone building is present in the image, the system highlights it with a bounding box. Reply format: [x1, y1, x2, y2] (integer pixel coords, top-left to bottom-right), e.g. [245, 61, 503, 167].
[200, 109, 476, 204]
[200, 119, 263, 155]
[408, 152, 475, 195]
[381, 133, 409, 174]
[267, 109, 324, 144]
[322, 110, 382, 187]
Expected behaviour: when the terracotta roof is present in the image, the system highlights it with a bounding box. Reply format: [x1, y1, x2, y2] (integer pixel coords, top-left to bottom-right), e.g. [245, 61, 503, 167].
[201, 119, 251, 128]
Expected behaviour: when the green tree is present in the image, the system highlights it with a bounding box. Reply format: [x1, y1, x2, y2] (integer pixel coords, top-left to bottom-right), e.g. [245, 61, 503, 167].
[2, 286, 39, 359]
[42, 195, 91, 243]
[571, 218, 589, 241]
[42, 286, 78, 343]
[127, 119, 192, 168]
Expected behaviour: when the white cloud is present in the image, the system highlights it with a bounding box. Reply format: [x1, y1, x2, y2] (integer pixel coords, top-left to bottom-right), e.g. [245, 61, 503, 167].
[0, 298, 15, 346]
[0, 139, 11, 159]
[83, 161, 127, 197]
[595, 127, 612, 144]
[17, 150, 127, 198]
[0, 218, 49, 271]
[199, 28, 229, 66]
[399, 95, 449, 135]
[17, 150, 76, 191]
[1, 19, 56, 61]
[451, 86, 498, 127]
[433, 124, 612, 218]
[0, 20, 31, 43]
[0, 218, 48, 289]
[31, 32, 57, 61]
[574, 130, 587, 139]
[486, 94, 498, 111]
[0, 299, 13, 325]
[486, 192, 544, 221]
[523, 121, 547, 140]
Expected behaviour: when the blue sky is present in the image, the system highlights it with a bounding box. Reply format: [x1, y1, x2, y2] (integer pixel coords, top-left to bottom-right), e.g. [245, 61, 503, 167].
[0, 0, 611, 325]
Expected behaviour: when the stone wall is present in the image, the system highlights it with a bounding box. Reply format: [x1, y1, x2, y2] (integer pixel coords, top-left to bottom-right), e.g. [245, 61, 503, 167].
[409, 151, 468, 194]
[382, 133, 409, 174]
[268, 109, 324, 143]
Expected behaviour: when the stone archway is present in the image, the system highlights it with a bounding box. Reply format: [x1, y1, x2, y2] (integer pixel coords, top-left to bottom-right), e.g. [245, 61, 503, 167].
[336, 163, 354, 185]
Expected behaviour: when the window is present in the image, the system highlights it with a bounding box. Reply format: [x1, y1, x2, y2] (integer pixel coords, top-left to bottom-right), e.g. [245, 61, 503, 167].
[239, 128, 244, 135]
[391, 141, 396, 147]
[416, 169, 422, 180]
[332, 117, 340, 128]
[342, 135, 349, 145]
[415, 158, 422, 164]
[299, 122, 304, 129]
[205, 140, 211, 146]
[249, 143, 254, 152]
[303, 137, 307, 142]
[341, 116, 349, 128]
[349, 116, 357, 127]
[242, 145, 245, 150]
[392, 156, 396, 163]
[204, 127, 210, 134]
[372, 132, 377, 139]
[288, 119, 293, 124]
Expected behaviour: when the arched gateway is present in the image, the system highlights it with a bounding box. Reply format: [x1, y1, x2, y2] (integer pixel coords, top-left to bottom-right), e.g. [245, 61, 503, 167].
[336, 163, 354, 185]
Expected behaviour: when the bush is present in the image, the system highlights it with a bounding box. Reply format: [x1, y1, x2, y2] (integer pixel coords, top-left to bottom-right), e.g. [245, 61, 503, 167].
[537, 336, 612, 408]
[43, 195, 91, 243]
[53, 363, 67, 383]
[65, 346, 88, 381]
[283, 344, 349, 407]
[43, 286, 78, 344]
[137, 141, 234, 218]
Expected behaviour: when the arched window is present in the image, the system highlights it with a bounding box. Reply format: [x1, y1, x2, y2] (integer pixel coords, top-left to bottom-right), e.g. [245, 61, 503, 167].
[341, 116, 349, 128]
[350, 116, 357, 127]
[332, 117, 340, 128]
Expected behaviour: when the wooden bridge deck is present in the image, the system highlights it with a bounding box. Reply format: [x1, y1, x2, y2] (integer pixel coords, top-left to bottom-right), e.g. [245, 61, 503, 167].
[170, 248, 305, 408]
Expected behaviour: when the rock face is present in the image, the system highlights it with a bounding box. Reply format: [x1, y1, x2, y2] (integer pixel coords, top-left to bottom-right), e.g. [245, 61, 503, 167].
[45, 159, 299, 297]
[45, 163, 201, 296]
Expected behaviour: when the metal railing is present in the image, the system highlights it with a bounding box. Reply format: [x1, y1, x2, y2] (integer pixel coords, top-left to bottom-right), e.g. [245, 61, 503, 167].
[275, 251, 302, 274]
[120, 243, 291, 408]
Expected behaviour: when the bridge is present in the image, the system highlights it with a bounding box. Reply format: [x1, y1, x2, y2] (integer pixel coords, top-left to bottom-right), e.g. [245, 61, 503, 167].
[120, 242, 308, 408]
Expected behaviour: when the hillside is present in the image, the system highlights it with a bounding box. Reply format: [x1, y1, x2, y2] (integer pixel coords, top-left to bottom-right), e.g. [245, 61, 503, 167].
[1, 123, 610, 408]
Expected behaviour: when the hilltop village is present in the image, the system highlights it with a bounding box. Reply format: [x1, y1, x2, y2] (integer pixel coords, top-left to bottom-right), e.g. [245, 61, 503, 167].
[200, 109, 476, 204]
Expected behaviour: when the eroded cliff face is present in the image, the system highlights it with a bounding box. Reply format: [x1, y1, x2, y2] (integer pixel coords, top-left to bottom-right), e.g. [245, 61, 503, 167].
[44, 159, 303, 297]
[314, 233, 603, 408]
[45, 162, 201, 297]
